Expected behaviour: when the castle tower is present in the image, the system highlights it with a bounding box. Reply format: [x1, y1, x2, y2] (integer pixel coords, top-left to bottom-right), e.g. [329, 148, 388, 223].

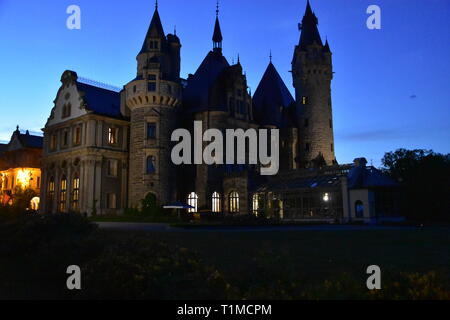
[292, 1, 336, 168]
[125, 3, 182, 207]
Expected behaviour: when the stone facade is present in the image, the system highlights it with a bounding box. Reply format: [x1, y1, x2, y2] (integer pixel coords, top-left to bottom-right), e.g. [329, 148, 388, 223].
[40, 2, 348, 218]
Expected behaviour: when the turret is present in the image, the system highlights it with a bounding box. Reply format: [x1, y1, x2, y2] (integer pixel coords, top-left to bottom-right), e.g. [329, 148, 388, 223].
[125, 2, 182, 207]
[292, 0, 336, 168]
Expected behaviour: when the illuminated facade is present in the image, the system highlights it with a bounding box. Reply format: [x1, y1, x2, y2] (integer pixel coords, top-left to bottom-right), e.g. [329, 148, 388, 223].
[0, 127, 43, 209]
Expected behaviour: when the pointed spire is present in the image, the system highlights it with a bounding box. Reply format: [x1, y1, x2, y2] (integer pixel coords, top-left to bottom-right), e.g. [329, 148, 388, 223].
[237, 54, 240, 64]
[140, 2, 166, 54]
[212, 1, 223, 52]
[269, 50, 272, 63]
[299, 0, 323, 49]
[324, 38, 331, 53]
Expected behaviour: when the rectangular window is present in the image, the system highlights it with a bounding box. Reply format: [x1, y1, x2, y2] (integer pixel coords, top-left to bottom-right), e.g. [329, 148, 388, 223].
[62, 130, 69, 147]
[73, 126, 81, 145]
[148, 74, 157, 81]
[108, 127, 118, 145]
[107, 193, 117, 209]
[147, 123, 157, 139]
[107, 159, 118, 177]
[148, 82, 156, 92]
[50, 134, 57, 151]
[302, 96, 308, 105]
[72, 177, 80, 211]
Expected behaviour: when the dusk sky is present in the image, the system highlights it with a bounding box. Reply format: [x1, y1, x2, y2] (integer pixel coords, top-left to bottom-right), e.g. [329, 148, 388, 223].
[0, 0, 448, 166]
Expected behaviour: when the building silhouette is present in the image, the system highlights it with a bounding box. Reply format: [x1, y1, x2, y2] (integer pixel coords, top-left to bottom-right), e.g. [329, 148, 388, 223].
[40, 1, 400, 223]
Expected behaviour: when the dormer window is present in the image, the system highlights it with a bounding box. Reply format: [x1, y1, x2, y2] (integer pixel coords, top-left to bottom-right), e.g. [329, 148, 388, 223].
[62, 103, 71, 118]
[149, 41, 159, 50]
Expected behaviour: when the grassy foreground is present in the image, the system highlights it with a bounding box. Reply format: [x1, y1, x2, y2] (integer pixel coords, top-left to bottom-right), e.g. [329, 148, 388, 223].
[1, 212, 449, 299]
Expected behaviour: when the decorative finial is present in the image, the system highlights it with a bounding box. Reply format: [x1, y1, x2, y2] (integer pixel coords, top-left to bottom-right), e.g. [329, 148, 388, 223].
[216, 0, 219, 17]
[16, 125, 19, 132]
[174, 25, 177, 35]
[237, 54, 240, 64]
[155, 0, 158, 10]
[269, 50, 272, 63]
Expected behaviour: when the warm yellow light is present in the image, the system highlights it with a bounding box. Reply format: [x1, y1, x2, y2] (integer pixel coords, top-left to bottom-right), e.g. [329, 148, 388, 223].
[323, 193, 330, 202]
[17, 169, 31, 187]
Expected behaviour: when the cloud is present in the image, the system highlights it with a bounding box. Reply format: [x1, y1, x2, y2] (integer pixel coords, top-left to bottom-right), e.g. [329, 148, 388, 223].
[337, 129, 405, 142]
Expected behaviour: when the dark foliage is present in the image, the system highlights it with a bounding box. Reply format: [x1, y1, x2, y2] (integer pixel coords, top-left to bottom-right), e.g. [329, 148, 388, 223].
[382, 149, 450, 222]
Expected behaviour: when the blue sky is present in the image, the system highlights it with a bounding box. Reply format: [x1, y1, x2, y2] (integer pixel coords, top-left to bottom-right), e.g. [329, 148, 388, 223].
[0, 0, 449, 166]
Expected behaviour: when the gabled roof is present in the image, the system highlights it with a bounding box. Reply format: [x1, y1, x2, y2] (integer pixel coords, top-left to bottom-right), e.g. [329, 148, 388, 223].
[299, 1, 323, 49]
[140, 8, 166, 54]
[183, 50, 230, 112]
[253, 62, 295, 127]
[76, 82, 122, 119]
[17, 133, 43, 149]
[348, 165, 399, 189]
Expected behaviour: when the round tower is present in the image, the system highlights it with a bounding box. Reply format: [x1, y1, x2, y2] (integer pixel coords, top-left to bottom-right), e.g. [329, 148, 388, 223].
[125, 4, 182, 207]
[292, 1, 336, 168]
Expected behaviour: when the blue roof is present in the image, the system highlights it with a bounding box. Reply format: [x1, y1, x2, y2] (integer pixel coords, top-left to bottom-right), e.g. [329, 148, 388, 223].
[18, 133, 43, 149]
[253, 62, 295, 127]
[348, 166, 398, 189]
[76, 82, 122, 118]
[183, 50, 230, 112]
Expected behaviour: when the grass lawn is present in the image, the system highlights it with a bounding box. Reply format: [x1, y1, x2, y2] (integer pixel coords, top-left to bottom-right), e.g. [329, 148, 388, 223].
[117, 227, 450, 288]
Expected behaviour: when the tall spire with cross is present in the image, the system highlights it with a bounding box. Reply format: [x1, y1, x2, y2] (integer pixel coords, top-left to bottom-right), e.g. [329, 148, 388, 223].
[212, 1, 223, 52]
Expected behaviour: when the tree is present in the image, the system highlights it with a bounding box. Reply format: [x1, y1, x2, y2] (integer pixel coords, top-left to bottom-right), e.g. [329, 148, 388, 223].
[382, 149, 450, 222]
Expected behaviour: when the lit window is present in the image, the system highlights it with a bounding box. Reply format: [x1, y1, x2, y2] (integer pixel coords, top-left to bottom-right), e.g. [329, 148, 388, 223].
[147, 123, 157, 139]
[187, 192, 198, 213]
[229, 191, 239, 214]
[59, 176, 67, 212]
[302, 96, 308, 105]
[212, 192, 221, 213]
[72, 175, 80, 211]
[252, 194, 259, 216]
[108, 127, 118, 144]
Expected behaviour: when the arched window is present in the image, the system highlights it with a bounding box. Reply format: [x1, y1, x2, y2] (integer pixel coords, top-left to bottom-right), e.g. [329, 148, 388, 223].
[252, 194, 259, 216]
[30, 197, 40, 211]
[229, 191, 239, 214]
[72, 175, 80, 211]
[212, 192, 221, 213]
[59, 176, 67, 212]
[146, 156, 156, 174]
[355, 200, 364, 218]
[187, 192, 198, 213]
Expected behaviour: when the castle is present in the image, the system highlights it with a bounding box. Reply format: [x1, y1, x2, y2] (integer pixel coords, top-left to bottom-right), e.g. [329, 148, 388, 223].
[39, 1, 400, 223]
